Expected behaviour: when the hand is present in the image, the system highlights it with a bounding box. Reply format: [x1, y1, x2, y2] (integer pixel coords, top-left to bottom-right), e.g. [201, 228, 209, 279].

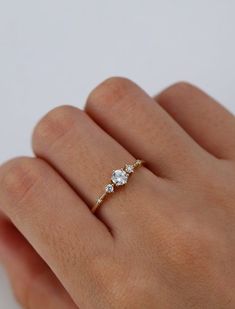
[0, 78, 235, 308]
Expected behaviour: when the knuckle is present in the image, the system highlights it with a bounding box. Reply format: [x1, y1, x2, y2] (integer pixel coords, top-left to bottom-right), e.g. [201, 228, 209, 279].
[158, 81, 197, 100]
[89, 255, 124, 300]
[197, 161, 235, 208]
[86, 76, 135, 110]
[169, 81, 196, 93]
[103, 267, 153, 308]
[88, 252, 149, 307]
[89, 252, 113, 280]
[169, 227, 213, 272]
[117, 284, 154, 308]
[171, 81, 195, 91]
[33, 105, 78, 151]
[1, 157, 44, 205]
[88, 250, 122, 292]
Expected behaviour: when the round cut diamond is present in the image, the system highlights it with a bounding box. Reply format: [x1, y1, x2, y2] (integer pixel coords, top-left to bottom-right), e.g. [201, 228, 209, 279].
[111, 169, 128, 186]
[105, 184, 114, 193]
[125, 164, 134, 174]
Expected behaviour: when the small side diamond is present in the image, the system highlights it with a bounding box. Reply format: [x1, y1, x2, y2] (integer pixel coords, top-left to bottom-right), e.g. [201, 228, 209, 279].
[135, 159, 143, 167]
[125, 164, 134, 174]
[105, 184, 114, 193]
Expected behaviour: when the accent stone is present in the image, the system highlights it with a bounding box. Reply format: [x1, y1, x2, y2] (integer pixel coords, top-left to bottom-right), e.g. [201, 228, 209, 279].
[125, 164, 134, 174]
[105, 184, 114, 193]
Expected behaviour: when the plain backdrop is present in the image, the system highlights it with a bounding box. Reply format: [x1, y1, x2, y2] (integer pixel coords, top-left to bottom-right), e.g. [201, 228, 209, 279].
[0, 1, 235, 308]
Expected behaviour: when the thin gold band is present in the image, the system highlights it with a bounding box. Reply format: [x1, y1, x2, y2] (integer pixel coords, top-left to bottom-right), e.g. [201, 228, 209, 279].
[91, 159, 144, 214]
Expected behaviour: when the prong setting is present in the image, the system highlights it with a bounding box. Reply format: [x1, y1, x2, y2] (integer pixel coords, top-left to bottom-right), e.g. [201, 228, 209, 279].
[125, 164, 134, 174]
[92, 160, 144, 214]
[111, 169, 129, 186]
[105, 184, 114, 193]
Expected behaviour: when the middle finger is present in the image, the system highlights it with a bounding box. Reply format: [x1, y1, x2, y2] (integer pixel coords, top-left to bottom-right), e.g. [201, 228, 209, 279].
[85, 77, 212, 180]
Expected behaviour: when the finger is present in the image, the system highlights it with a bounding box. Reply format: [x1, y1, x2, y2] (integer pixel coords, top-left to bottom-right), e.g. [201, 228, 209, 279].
[0, 217, 77, 309]
[155, 82, 235, 160]
[0, 157, 112, 307]
[85, 77, 211, 180]
[32, 105, 160, 232]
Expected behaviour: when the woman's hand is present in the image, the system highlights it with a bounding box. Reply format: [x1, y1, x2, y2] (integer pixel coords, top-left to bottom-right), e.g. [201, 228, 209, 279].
[0, 78, 235, 308]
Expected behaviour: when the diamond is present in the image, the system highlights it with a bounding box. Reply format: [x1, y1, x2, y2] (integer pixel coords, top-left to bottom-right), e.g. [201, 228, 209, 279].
[125, 164, 134, 174]
[111, 169, 128, 186]
[135, 160, 142, 166]
[105, 184, 114, 193]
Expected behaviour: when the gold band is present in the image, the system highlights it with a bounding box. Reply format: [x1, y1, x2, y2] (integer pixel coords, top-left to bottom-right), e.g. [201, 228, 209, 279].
[91, 159, 144, 214]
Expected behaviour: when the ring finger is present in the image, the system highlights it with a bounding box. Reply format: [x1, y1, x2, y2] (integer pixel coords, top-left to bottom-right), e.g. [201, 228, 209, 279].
[32, 106, 161, 233]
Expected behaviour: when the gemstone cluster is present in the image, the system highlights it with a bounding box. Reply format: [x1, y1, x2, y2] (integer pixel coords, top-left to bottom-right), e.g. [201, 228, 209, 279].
[104, 163, 135, 193]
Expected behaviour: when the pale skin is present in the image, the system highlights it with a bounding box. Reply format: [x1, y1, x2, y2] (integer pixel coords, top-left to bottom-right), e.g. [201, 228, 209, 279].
[0, 78, 235, 308]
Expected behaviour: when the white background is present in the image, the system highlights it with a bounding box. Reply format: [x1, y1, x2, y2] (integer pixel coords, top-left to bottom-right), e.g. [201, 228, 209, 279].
[0, 1, 235, 308]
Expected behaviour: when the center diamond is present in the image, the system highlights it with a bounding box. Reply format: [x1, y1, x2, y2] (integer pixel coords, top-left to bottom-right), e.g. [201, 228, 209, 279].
[111, 169, 128, 186]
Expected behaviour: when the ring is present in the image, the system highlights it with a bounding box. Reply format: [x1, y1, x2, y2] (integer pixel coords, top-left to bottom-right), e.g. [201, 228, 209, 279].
[91, 159, 144, 214]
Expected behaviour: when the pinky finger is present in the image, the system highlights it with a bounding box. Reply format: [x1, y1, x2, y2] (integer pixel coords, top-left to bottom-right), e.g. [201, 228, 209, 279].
[156, 82, 235, 160]
[0, 216, 77, 309]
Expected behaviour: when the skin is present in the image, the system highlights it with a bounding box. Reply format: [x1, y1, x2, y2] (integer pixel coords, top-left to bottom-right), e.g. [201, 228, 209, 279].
[0, 78, 235, 308]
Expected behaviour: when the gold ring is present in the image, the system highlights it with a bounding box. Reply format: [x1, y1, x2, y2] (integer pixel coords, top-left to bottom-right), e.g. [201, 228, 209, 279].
[91, 159, 144, 214]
